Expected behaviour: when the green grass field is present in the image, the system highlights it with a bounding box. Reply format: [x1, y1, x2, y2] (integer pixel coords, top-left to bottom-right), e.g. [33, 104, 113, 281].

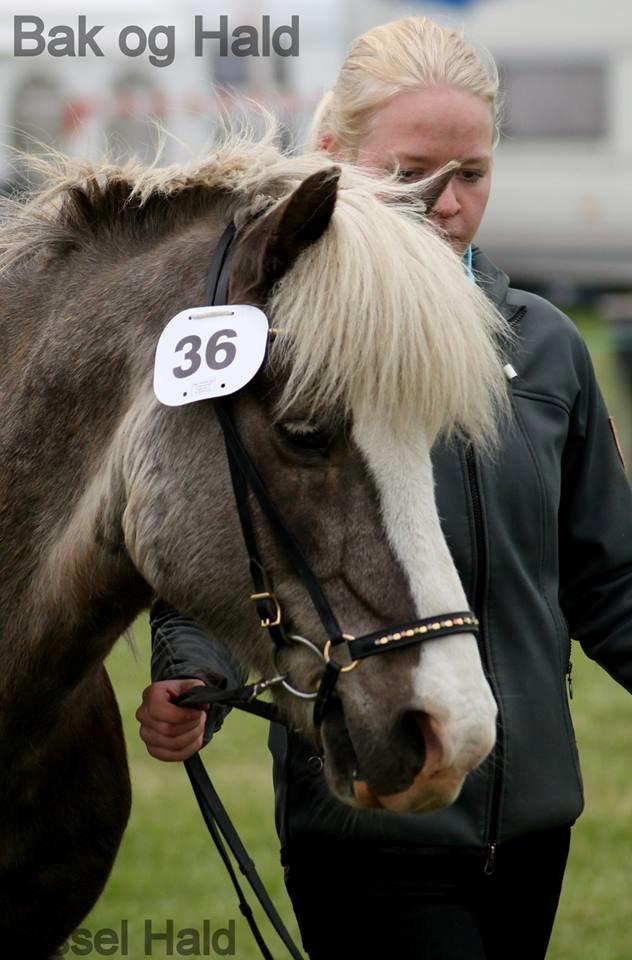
[80, 309, 632, 960]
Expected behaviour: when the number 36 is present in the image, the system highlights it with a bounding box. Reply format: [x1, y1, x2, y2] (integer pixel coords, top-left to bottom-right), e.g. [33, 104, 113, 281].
[173, 328, 237, 379]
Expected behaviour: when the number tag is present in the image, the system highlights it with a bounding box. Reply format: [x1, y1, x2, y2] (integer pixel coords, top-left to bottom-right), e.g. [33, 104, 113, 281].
[153, 305, 269, 407]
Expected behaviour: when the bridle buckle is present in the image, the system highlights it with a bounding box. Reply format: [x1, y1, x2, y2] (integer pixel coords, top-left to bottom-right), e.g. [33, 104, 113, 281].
[250, 591, 282, 629]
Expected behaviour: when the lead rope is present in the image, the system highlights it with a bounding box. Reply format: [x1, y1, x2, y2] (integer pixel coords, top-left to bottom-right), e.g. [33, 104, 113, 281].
[184, 753, 304, 960]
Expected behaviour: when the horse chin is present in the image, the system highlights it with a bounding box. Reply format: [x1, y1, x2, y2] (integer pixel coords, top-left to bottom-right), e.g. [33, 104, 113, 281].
[322, 749, 466, 814]
[319, 699, 468, 814]
[351, 768, 465, 814]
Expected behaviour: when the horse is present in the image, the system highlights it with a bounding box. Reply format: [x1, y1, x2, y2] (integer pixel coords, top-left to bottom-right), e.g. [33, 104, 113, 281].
[0, 125, 510, 957]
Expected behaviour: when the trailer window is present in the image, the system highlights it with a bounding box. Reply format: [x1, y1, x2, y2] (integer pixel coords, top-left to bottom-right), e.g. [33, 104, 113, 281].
[500, 61, 608, 140]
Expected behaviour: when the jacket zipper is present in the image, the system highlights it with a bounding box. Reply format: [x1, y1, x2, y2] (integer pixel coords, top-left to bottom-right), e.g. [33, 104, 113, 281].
[465, 296, 524, 875]
[480, 301, 526, 875]
[465, 444, 504, 876]
[509, 306, 527, 325]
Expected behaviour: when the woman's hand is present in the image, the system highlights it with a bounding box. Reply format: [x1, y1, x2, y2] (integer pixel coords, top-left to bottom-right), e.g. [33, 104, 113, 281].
[136, 678, 210, 761]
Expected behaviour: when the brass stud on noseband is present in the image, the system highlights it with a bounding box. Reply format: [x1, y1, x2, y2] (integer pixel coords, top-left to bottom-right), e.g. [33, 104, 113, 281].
[373, 616, 478, 649]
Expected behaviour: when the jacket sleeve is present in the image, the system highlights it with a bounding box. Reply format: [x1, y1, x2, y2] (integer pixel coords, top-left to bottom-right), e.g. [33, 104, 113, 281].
[150, 597, 249, 744]
[558, 334, 632, 690]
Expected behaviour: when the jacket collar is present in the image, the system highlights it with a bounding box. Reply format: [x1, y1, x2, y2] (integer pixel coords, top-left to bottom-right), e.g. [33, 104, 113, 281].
[471, 246, 526, 322]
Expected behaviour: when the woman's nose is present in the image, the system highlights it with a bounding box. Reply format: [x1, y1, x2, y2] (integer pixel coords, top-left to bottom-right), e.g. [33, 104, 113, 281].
[432, 182, 460, 218]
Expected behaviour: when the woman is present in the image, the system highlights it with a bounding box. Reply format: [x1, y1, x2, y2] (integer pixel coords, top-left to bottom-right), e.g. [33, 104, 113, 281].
[136, 17, 632, 959]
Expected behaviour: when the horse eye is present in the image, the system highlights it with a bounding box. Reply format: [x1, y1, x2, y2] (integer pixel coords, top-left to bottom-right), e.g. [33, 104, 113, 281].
[274, 421, 332, 456]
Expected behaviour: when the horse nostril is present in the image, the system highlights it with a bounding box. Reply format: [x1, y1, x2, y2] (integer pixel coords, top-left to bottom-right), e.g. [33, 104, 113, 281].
[413, 711, 445, 774]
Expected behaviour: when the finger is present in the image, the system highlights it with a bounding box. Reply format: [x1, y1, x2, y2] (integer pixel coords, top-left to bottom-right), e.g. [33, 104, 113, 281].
[163, 695, 209, 721]
[138, 696, 208, 724]
[141, 715, 207, 738]
[147, 737, 202, 761]
[135, 704, 199, 730]
[138, 720, 206, 742]
[141, 677, 208, 700]
[139, 724, 204, 750]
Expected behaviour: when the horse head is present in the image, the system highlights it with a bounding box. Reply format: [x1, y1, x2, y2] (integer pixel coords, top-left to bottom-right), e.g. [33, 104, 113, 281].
[115, 153, 510, 814]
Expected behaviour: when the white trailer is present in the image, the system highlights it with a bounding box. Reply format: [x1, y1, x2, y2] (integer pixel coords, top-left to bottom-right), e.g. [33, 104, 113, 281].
[344, 0, 632, 289]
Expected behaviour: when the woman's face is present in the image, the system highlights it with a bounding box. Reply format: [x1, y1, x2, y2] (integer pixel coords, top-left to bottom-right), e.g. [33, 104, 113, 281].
[352, 85, 494, 256]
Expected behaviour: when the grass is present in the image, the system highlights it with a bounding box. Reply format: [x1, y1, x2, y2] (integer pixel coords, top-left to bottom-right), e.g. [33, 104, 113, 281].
[80, 308, 632, 959]
[546, 309, 632, 959]
[548, 652, 632, 960]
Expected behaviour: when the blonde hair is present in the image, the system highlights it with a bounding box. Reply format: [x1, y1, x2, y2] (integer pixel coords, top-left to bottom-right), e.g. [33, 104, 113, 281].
[306, 16, 501, 156]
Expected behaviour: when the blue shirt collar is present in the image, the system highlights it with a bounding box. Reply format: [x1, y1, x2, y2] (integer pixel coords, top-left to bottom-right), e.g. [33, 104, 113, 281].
[463, 244, 474, 282]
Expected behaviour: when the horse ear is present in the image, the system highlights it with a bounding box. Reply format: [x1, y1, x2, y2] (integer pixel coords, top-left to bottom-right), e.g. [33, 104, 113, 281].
[229, 165, 341, 303]
[415, 163, 459, 215]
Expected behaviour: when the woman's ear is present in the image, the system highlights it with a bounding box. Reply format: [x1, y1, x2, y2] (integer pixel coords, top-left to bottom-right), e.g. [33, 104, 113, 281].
[320, 133, 334, 152]
[320, 132, 343, 158]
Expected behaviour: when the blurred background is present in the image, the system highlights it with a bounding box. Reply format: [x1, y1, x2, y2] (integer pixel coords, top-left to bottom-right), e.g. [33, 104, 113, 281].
[2, 1, 631, 957]
[1, 0, 630, 459]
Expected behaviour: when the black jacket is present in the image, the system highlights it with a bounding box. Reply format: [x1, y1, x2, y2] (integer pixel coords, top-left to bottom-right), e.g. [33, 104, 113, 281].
[151, 248, 632, 857]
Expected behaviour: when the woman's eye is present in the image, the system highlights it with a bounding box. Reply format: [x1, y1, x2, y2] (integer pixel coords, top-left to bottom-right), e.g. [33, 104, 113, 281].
[397, 169, 425, 182]
[274, 421, 332, 456]
[460, 170, 483, 183]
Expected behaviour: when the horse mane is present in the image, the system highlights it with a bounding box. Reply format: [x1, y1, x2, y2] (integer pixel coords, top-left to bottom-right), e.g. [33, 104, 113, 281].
[0, 119, 512, 448]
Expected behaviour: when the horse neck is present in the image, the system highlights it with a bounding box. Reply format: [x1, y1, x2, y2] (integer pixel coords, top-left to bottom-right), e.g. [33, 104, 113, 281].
[0, 396, 149, 701]
[0, 198, 230, 692]
[0, 276, 150, 694]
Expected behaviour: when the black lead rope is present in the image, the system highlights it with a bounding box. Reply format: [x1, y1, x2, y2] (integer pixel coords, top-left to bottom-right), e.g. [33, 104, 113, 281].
[183, 753, 304, 960]
[177, 679, 281, 721]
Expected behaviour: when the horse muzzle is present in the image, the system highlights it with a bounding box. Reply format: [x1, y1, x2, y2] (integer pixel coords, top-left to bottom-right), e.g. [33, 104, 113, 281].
[322, 702, 496, 814]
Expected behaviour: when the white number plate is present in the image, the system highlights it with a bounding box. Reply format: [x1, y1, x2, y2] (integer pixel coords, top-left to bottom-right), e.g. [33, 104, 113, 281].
[153, 305, 269, 407]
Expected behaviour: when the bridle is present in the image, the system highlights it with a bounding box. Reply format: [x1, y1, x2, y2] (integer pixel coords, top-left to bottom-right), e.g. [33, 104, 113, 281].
[176, 218, 480, 727]
[173, 218, 480, 960]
